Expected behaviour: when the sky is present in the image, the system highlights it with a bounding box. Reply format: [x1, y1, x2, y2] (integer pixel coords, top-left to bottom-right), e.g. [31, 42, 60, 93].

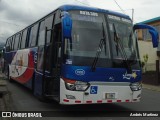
[0, 0, 160, 42]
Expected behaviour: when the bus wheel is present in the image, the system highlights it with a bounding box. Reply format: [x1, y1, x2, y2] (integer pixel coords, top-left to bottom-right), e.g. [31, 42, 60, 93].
[38, 96, 47, 102]
[37, 95, 51, 103]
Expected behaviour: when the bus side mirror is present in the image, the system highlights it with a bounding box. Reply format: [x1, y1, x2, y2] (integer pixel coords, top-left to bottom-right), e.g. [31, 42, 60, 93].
[62, 12, 72, 39]
[133, 24, 159, 48]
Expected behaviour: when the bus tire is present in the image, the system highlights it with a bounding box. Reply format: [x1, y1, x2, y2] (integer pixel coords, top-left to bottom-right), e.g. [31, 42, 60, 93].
[37, 93, 51, 103]
[37, 95, 48, 102]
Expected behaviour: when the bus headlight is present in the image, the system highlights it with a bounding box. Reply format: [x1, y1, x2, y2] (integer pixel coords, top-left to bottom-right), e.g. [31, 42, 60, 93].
[63, 78, 90, 91]
[130, 82, 142, 91]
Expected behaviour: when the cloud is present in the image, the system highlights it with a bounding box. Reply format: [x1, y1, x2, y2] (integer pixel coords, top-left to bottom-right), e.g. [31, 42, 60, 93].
[0, 0, 90, 42]
[0, 0, 159, 43]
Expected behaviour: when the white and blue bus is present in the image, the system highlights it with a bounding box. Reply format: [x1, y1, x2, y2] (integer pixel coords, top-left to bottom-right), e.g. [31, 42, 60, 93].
[4, 5, 158, 104]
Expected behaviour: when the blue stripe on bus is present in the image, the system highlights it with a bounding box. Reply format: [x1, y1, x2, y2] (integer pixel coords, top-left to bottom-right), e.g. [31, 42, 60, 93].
[59, 5, 130, 19]
[61, 64, 141, 83]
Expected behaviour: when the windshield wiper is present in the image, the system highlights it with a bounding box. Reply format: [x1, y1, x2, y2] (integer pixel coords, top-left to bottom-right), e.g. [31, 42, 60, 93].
[113, 23, 132, 73]
[91, 23, 107, 72]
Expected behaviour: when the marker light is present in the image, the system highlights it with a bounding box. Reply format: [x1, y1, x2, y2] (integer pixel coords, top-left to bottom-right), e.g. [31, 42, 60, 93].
[63, 78, 90, 91]
[66, 95, 76, 99]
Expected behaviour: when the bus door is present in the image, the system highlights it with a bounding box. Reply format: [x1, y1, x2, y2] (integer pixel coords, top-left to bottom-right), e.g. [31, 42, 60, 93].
[36, 12, 62, 99]
[42, 23, 62, 98]
[36, 19, 54, 98]
[47, 11, 62, 98]
[51, 23, 62, 97]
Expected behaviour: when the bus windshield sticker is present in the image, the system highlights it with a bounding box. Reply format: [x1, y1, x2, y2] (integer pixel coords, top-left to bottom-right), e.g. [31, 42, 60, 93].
[108, 15, 132, 23]
[90, 86, 98, 94]
[72, 14, 102, 22]
[108, 15, 120, 21]
[123, 72, 137, 80]
[66, 59, 72, 64]
[121, 18, 132, 23]
[80, 11, 98, 16]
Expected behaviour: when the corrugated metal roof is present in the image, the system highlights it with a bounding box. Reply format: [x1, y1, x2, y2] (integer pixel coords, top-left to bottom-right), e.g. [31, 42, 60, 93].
[139, 16, 160, 24]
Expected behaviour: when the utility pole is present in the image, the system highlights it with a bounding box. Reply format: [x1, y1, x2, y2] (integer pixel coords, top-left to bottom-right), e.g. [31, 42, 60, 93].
[132, 8, 134, 23]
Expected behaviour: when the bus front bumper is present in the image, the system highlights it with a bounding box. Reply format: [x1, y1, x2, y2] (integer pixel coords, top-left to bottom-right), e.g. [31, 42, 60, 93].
[60, 78, 142, 105]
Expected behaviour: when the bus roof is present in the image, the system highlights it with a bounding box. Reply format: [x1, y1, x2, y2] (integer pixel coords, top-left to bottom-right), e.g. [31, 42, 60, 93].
[59, 4, 131, 20]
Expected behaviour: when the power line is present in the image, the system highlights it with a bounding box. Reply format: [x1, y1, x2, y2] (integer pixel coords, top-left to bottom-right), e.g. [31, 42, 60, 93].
[113, 8, 135, 22]
[0, 20, 23, 27]
[74, 0, 90, 6]
[113, 0, 126, 14]
[114, 9, 133, 12]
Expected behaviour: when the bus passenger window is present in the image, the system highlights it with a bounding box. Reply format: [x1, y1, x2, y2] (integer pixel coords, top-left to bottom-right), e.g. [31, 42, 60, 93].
[38, 21, 45, 46]
[14, 34, 20, 50]
[53, 23, 62, 65]
[29, 24, 39, 47]
[45, 15, 54, 44]
[21, 29, 28, 49]
[5, 39, 10, 52]
[37, 47, 44, 71]
[11, 36, 15, 51]
[9, 38, 13, 51]
[54, 10, 61, 25]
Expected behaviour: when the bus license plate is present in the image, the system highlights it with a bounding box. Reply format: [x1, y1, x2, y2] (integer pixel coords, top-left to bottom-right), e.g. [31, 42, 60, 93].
[105, 93, 115, 99]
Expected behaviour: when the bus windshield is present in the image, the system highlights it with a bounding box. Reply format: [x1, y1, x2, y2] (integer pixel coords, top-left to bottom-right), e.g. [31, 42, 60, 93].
[108, 15, 140, 69]
[64, 10, 140, 69]
[64, 10, 111, 67]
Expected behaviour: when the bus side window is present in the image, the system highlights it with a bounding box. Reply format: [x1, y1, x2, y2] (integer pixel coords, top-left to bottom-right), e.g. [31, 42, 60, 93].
[5, 39, 10, 52]
[10, 38, 13, 51]
[54, 10, 61, 25]
[14, 34, 20, 50]
[8, 38, 12, 51]
[53, 23, 62, 67]
[52, 10, 62, 68]
[18, 32, 22, 49]
[45, 15, 54, 44]
[21, 29, 28, 49]
[38, 21, 45, 46]
[44, 15, 55, 72]
[11, 36, 15, 51]
[37, 21, 45, 71]
[29, 24, 39, 47]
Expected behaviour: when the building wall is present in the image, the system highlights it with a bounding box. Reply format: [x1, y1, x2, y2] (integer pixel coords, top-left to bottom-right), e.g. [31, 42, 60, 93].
[137, 20, 160, 40]
[138, 40, 159, 71]
[148, 21, 160, 26]
[137, 30, 143, 40]
[137, 19, 160, 71]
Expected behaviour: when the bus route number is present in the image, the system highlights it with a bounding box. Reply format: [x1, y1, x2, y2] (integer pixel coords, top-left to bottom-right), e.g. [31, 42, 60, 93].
[80, 11, 98, 16]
